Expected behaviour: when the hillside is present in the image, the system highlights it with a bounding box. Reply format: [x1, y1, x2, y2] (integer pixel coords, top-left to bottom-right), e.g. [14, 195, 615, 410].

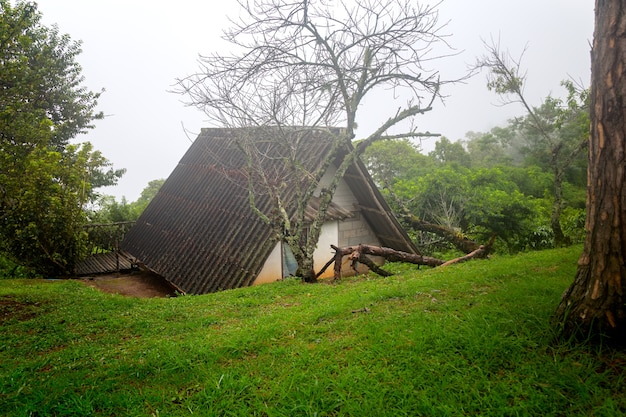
[1, 246, 624, 416]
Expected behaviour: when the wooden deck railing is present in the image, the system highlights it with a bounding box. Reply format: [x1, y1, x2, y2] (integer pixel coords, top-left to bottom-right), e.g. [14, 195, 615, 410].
[82, 221, 136, 254]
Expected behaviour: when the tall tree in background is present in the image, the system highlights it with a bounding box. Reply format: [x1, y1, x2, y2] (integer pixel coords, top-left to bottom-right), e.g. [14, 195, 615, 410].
[177, 0, 453, 282]
[477, 42, 589, 247]
[554, 0, 626, 343]
[0, 1, 123, 275]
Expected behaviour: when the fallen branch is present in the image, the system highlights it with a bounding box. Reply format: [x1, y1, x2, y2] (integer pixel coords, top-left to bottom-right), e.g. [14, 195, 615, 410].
[350, 250, 393, 277]
[315, 256, 336, 279]
[329, 241, 492, 281]
[439, 245, 488, 267]
[331, 244, 445, 281]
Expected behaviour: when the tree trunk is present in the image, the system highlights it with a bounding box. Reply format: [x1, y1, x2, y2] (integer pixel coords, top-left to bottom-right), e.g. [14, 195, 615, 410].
[296, 252, 318, 283]
[550, 168, 568, 247]
[550, 158, 571, 247]
[554, 0, 626, 343]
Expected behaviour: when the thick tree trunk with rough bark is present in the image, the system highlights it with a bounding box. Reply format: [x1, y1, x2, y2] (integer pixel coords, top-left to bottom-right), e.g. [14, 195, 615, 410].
[554, 0, 626, 343]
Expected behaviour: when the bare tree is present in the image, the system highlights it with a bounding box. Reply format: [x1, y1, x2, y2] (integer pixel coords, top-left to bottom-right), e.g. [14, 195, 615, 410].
[176, 0, 455, 282]
[554, 0, 626, 343]
[476, 40, 589, 247]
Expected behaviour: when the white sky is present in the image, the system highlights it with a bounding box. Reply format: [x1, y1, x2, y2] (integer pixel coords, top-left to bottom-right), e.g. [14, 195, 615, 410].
[34, 0, 594, 201]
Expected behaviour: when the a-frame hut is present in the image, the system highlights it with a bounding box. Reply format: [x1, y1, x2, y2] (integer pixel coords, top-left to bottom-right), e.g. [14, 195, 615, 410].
[121, 127, 418, 294]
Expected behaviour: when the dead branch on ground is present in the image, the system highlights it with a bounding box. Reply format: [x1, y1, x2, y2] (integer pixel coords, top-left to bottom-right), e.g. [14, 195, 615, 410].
[327, 241, 492, 281]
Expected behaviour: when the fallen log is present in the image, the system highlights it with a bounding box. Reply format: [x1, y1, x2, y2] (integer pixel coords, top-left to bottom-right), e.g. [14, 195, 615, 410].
[329, 243, 490, 281]
[330, 244, 445, 281]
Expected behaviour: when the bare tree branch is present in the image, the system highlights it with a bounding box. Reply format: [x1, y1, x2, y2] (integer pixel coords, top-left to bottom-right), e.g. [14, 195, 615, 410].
[174, 0, 463, 281]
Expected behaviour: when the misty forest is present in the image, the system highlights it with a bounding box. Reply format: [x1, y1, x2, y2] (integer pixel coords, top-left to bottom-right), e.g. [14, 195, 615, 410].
[1, 0, 625, 415]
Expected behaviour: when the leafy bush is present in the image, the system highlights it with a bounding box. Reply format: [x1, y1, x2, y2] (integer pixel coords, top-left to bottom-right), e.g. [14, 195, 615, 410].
[0, 254, 39, 279]
[526, 225, 555, 250]
[0, 2, 123, 276]
[362, 137, 586, 255]
[561, 207, 586, 244]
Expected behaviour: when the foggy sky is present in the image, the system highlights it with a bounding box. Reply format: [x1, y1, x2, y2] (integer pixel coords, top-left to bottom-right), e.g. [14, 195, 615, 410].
[33, 0, 594, 201]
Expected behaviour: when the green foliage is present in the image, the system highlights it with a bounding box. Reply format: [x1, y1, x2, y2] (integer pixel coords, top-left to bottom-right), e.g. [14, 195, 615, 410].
[0, 0, 102, 150]
[511, 91, 588, 182]
[466, 170, 536, 242]
[363, 139, 434, 186]
[499, 165, 553, 198]
[363, 80, 588, 252]
[1, 247, 625, 416]
[413, 165, 539, 249]
[413, 165, 470, 228]
[364, 139, 557, 252]
[465, 126, 519, 167]
[91, 179, 165, 223]
[0, 143, 118, 276]
[0, 1, 123, 276]
[561, 207, 586, 244]
[428, 136, 471, 167]
[486, 62, 524, 95]
[477, 42, 589, 246]
[466, 93, 588, 190]
[132, 178, 165, 215]
[562, 181, 586, 210]
[89, 196, 135, 223]
[0, 254, 36, 279]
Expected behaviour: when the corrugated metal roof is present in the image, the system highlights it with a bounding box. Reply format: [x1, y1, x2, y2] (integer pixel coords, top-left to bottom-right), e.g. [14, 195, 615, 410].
[121, 127, 417, 294]
[74, 251, 135, 276]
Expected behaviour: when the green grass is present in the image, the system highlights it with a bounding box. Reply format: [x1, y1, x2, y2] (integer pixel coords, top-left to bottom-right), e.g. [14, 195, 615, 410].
[1, 246, 624, 416]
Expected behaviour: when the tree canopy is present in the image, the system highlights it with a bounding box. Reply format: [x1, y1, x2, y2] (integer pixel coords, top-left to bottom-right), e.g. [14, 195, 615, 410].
[362, 86, 589, 255]
[0, 1, 123, 276]
[91, 179, 165, 224]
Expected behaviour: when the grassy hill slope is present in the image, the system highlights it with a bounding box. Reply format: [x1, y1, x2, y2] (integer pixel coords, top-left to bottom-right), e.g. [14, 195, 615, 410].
[1, 246, 625, 416]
